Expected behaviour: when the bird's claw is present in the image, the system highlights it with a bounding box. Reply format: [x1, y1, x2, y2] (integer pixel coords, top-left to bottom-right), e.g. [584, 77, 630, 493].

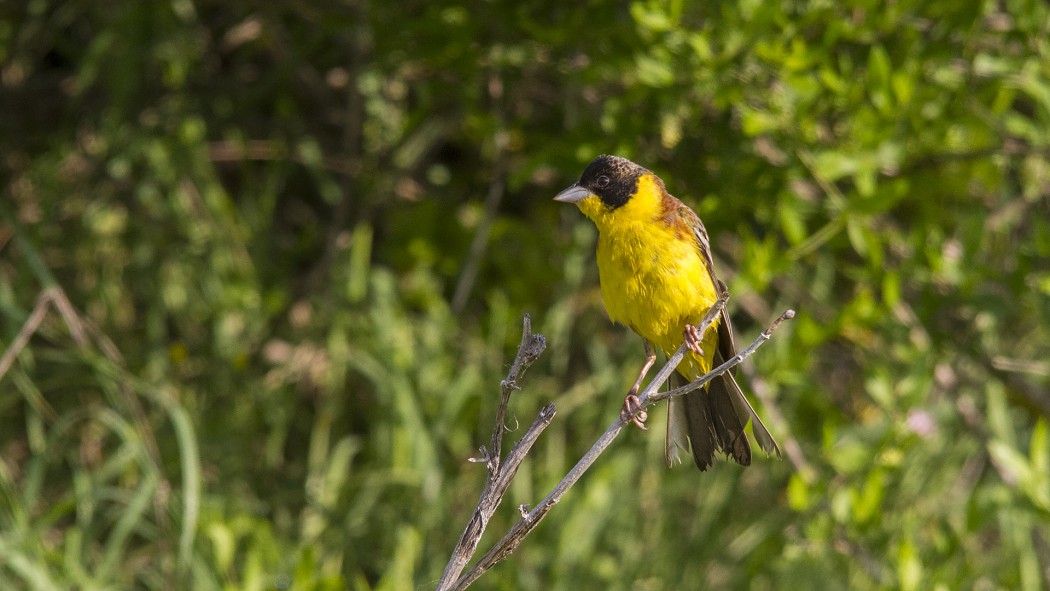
[620, 394, 648, 430]
[683, 324, 704, 356]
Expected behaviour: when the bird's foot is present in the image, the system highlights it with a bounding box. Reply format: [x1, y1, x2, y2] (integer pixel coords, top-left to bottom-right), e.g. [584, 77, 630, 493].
[683, 324, 705, 356]
[620, 394, 648, 430]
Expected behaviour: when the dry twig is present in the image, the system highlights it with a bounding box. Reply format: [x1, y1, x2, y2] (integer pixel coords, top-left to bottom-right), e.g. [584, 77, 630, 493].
[435, 314, 549, 590]
[437, 302, 795, 590]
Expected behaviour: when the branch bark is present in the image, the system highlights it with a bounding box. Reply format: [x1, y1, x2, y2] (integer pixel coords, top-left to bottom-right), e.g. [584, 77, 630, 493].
[438, 304, 795, 590]
[435, 314, 548, 590]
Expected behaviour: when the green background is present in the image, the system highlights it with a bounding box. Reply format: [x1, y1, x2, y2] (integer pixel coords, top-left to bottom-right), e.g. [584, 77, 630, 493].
[2, 0, 1049, 589]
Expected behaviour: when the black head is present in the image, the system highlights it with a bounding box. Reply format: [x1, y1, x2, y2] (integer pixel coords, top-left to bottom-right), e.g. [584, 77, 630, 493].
[578, 155, 650, 210]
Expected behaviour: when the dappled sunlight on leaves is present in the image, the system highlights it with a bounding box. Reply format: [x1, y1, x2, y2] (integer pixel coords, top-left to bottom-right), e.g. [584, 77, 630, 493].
[2, 0, 1049, 588]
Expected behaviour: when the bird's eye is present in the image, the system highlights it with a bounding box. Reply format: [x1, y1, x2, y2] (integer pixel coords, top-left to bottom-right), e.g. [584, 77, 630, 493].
[595, 175, 611, 188]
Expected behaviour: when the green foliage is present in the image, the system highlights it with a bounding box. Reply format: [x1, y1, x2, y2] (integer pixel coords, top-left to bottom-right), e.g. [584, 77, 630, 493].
[2, 0, 1049, 589]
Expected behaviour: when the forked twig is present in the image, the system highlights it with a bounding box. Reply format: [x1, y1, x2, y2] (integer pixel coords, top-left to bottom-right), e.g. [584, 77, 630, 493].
[438, 303, 795, 590]
[0, 288, 75, 383]
[649, 308, 795, 405]
[435, 314, 549, 590]
[0, 286, 162, 460]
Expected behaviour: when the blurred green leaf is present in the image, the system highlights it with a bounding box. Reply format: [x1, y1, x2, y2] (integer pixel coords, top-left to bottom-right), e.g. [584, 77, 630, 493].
[897, 537, 923, 591]
[2, 0, 1049, 588]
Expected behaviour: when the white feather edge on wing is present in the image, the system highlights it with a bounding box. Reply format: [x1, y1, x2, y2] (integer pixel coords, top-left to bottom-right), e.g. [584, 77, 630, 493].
[664, 396, 690, 467]
[722, 371, 782, 457]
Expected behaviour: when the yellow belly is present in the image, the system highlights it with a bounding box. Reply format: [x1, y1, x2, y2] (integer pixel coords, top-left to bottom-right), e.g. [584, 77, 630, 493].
[596, 222, 719, 380]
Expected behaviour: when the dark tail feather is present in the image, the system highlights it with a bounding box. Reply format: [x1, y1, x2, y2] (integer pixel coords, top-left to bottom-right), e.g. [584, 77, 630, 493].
[723, 368, 782, 458]
[682, 390, 717, 471]
[708, 374, 752, 466]
[681, 374, 752, 470]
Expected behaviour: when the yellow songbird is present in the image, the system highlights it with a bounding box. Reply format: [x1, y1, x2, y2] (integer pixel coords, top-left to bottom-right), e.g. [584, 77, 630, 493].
[555, 155, 780, 470]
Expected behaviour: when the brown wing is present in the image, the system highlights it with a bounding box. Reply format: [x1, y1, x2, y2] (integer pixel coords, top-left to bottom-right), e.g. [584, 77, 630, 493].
[672, 196, 782, 462]
[669, 201, 739, 352]
[668, 199, 719, 288]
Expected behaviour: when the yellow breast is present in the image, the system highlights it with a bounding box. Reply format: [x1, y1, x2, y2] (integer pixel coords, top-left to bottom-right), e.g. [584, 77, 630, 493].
[578, 175, 720, 378]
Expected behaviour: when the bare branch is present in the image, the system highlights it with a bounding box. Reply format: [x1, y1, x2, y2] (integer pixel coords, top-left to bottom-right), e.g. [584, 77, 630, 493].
[489, 314, 547, 472]
[446, 306, 794, 590]
[435, 314, 549, 591]
[649, 309, 796, 405]
[0, 286, 163, 470]
[0, 288, 58, 383]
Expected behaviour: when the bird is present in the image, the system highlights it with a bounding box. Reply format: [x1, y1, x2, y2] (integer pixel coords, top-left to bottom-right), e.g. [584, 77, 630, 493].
[554, 154, 780, 470]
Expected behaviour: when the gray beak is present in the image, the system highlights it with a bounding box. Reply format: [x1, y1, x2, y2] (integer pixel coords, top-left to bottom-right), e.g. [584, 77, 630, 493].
[553, 183, 591, 203]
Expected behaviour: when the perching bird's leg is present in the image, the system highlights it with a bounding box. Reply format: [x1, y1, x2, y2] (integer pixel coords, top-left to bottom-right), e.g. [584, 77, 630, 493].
[683, 324, 705, 356]
[620, 340, 656, 430]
